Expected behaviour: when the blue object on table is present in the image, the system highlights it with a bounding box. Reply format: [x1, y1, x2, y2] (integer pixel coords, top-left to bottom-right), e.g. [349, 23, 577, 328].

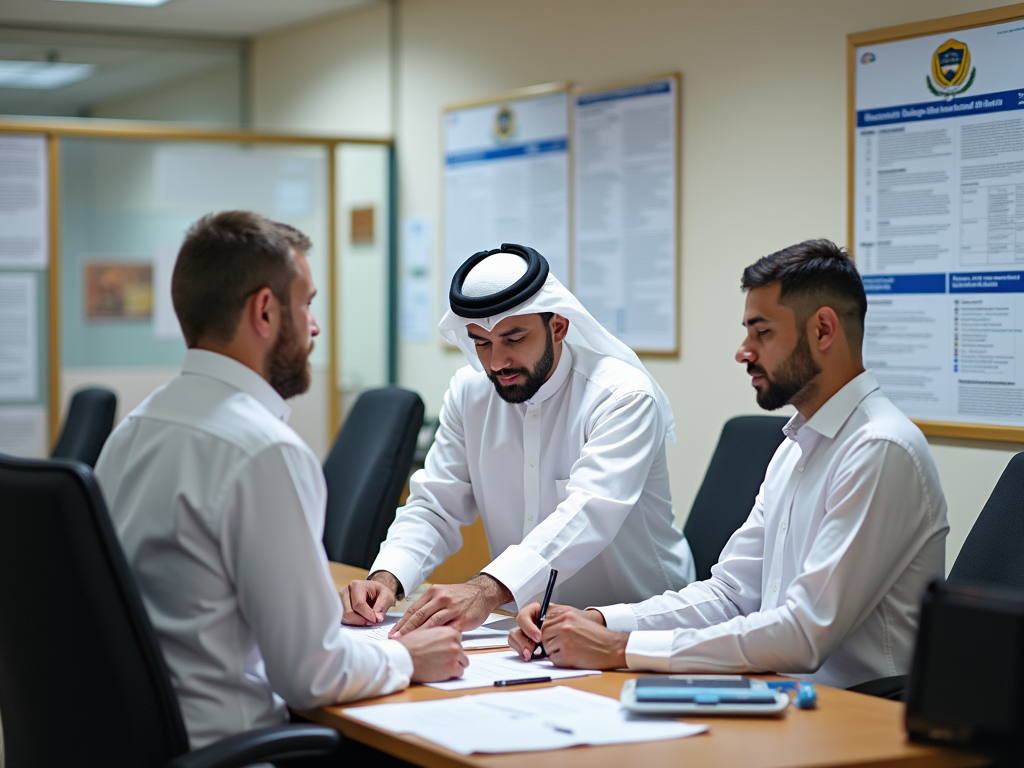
[765, 681, 797, 692]
[795, 682, 817, 709]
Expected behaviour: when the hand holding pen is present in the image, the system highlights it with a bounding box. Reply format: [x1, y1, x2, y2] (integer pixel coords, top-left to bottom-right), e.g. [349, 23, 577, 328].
[533, 568, 558, 658]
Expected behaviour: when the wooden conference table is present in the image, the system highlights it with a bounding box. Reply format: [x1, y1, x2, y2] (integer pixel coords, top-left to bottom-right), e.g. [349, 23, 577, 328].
[297, 562, 987, 768]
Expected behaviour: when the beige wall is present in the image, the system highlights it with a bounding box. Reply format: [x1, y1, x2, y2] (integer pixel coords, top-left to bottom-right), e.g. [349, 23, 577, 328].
[253, 0, 1024, 570]
[91, 61, 242, 126]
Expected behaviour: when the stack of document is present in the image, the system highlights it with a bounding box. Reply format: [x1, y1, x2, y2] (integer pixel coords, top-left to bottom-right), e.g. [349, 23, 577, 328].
[347, 686, 708, 754]
[339, 613, 513, 650]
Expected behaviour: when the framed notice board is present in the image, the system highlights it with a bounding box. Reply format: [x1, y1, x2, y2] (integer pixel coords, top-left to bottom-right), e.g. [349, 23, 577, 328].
[573, 73, 681, 356]
[442, 82, 572, 298]
[849, 4, 1024, 442]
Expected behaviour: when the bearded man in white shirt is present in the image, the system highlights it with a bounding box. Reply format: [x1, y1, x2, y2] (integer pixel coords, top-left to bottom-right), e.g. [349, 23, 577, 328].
[94, 211, 467, 749]
[341, 244, 695, 636]
[508, 239, 949, 690]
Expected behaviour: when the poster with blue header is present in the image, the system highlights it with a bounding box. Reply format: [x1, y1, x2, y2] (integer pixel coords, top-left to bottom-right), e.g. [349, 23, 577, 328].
[852, 10, 1024, 437]
[442, 84, 570, 303]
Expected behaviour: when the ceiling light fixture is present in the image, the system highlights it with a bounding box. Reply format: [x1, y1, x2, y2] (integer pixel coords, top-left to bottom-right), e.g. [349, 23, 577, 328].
[0, 61, 96, 90]
[52, 0, 172, 6]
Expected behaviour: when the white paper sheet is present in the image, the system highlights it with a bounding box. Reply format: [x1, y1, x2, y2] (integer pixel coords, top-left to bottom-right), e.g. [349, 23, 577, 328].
[0, 273, 38, 401]
[152, 242, 183, 340]
[346, 685, 707, 754]
[0, 135, 48, 268]
[0, 405, 47, 458]
[338, 613, 511, 649]
[425, 650, 599, 691]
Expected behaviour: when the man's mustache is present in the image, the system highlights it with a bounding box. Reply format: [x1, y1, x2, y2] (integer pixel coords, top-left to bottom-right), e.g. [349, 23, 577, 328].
[491, 367, 528, 378]
[747, 364, 767, 377]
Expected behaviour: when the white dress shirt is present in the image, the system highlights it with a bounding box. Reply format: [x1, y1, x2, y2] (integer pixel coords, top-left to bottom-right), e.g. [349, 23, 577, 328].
[95, 350, 413, 748]
[371, 342, 695, 610]
[596, 370, 948, 689]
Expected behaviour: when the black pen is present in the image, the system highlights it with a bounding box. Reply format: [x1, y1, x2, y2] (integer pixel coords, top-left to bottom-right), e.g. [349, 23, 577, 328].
[493, 676, 552, 687]
[535, 568, 558, 658]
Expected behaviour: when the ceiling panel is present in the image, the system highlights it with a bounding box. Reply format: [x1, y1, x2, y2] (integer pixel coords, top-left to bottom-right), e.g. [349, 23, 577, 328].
[0, 0, 378, 38]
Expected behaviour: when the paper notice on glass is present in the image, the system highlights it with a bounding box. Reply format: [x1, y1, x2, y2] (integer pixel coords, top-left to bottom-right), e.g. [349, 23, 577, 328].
[0, 405, 47, 458]
[346, 685, 707, 754]
[153, 242, 183, 340]
[0, 273, 38, 401]
[400, 277, 434, 341]
[573, 77, 678, 352]
[425, 650, 599, 691]
[0, 135, 48, 268]
[402, 216, 433, 275]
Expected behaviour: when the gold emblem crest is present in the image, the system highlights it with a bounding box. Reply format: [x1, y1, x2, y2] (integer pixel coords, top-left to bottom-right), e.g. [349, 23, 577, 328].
[927, 39, 975, 98]
[493, 106, 516, 142]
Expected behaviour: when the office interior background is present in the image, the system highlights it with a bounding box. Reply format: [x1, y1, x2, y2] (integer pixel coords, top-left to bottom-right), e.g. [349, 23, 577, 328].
[1, 0, 1017, 572]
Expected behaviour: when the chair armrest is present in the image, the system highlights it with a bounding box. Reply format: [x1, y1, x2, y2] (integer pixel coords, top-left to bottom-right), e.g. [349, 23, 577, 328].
[165, 724, 340, 768]
[846, 674, 908, 701]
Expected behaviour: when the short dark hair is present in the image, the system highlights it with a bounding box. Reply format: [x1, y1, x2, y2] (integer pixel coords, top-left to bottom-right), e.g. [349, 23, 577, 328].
[741, 239, 867, 353]
[171, 211, 308, 347]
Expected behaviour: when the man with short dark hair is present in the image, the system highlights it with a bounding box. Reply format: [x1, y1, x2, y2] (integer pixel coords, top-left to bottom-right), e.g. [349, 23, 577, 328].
[510, 239, 949, 690]
[341, 244, 694, 636]
[95, 211, 467, 749]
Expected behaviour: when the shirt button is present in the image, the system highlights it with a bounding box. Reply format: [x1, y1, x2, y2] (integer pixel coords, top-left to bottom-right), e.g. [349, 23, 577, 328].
[797, 466, 804, 472]
[527, 515, 534, 521]
[530, 460, 535, 467]
[781, 523, 787, 531]
[772, 583, 778, 592]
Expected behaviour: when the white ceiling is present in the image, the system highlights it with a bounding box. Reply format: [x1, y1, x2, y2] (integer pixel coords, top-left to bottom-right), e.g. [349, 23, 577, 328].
[0, 0, 379, 39]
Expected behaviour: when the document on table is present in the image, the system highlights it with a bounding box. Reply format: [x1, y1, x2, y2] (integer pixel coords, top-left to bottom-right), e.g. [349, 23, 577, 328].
[425, 650, 600, 691]
[338, 613, 512, 650]
[346, 685, 707, 754]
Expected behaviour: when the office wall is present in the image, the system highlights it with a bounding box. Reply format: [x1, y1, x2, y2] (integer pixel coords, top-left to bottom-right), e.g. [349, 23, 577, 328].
[252, 0, 1023, 569]
[91, 61, 243, 126]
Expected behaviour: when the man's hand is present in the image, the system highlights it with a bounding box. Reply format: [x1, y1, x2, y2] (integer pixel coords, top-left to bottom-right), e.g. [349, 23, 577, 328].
[390, 573, 512, 637]
[396, 626, 470, 682]
[339, 572, 400, 625]
[509, 602, 625, 669]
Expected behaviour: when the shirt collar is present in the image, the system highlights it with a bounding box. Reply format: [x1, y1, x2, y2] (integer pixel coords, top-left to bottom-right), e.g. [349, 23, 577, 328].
[527, 341, 574, 405]
[181, 349, 292, 423]
[784, 369, 879, 441]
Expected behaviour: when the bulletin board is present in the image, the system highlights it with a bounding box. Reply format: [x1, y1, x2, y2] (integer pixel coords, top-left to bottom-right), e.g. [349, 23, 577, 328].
[441, 82, 572, 295]
[849, 4, 1024, 442]
[573, 73, 681, 356]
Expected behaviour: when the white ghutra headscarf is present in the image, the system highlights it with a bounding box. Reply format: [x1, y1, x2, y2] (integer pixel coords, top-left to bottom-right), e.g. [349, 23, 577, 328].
[438, 244, 677, 444]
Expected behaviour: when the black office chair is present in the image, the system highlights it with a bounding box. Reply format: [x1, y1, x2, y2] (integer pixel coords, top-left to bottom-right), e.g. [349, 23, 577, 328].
[50, 386, 117, 467]
[847, 450, 1024, 701]
[0, 454, 339, 768]
[322, 387, 425, 568]
[683, 415, 789, 581]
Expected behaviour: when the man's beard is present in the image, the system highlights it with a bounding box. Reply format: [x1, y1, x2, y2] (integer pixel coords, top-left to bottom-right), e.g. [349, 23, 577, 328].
[267, 307, 313, 399]
[487, 325, 555, 404]
[748, 331, 822, 411]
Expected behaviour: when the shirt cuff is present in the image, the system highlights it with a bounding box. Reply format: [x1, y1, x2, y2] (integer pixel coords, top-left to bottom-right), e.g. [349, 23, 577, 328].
[379, 639, 415, 686]
[369, 547, 424, 599]
[590, 603, 639, 633]
[624, 631, 675, 672]
[480, 544, 550, 610]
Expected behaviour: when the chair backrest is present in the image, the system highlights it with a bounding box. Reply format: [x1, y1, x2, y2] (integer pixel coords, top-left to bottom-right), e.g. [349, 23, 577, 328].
[322, 387, 425, 568]
[0, 455, 189, 768]
[51, 387, 118, 467]
[947, 451, 1024, 590]
[683, 415, 789, 581]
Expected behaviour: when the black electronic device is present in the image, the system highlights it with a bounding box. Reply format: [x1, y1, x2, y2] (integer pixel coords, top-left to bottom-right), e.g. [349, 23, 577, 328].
[905, 579, 1024, 762]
